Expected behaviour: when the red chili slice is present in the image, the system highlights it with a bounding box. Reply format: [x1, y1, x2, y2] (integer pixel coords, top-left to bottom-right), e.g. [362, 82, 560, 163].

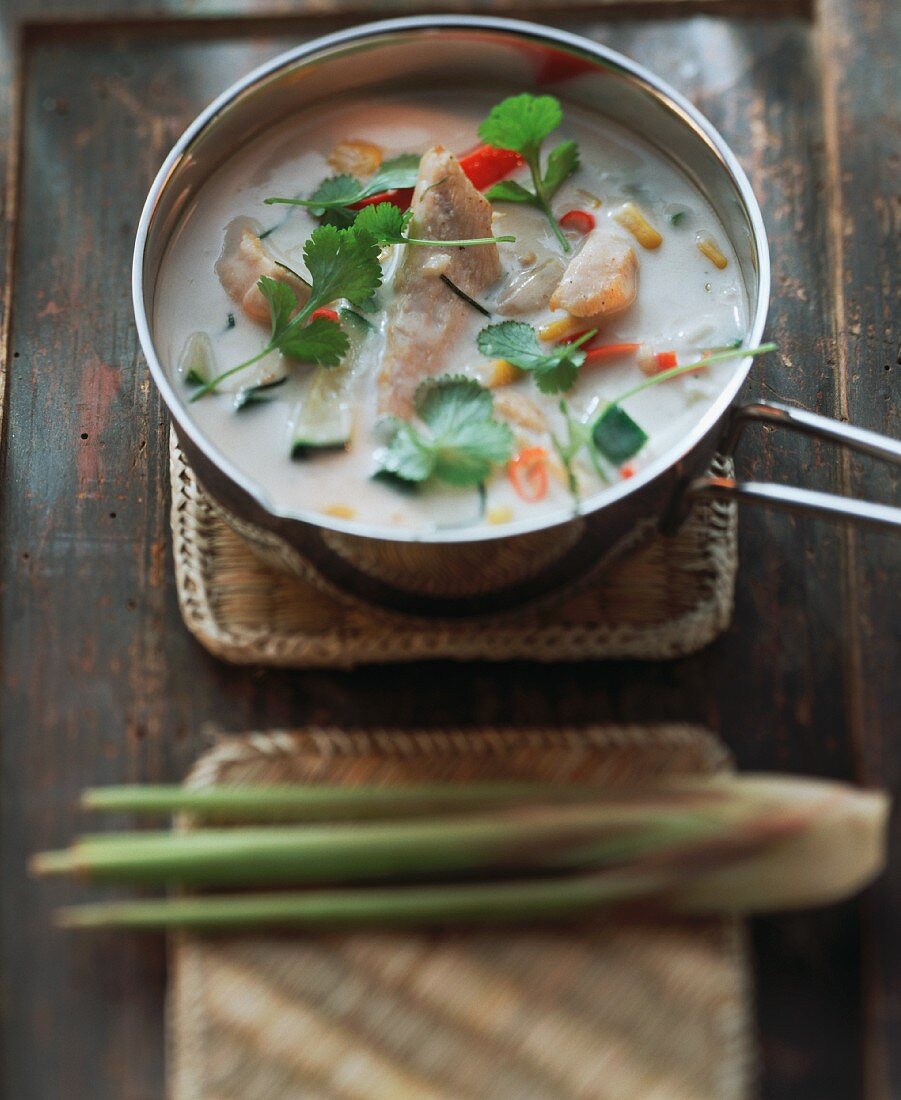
[507, 446, 550, 503]
[559, 209, 596, 234]
[655, 350, 678, 370]
[309, 308, 340, 323]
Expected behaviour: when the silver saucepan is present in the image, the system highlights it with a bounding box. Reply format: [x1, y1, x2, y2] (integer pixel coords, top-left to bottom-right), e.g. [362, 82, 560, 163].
[133, 16, 901, 617]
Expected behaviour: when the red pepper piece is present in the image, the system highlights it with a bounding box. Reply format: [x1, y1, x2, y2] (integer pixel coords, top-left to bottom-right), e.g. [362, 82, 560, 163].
[350, 188, 415, 212]
[457, 145, 525, 190]
[655, 350, 678, 370]
[584, 342, 641, 364]
[559, 209, 596, 234]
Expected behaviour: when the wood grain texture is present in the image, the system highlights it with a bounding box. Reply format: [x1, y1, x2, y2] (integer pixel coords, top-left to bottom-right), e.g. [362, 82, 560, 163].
[817, 1, 901, 1096]
[0, 5, 896, 1100]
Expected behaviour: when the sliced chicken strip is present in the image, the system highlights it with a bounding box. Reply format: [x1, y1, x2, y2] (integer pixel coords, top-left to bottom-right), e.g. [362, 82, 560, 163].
[549, 231, 638, 320]
[216, 216, 310, 325]
[378, 146, 502, 417]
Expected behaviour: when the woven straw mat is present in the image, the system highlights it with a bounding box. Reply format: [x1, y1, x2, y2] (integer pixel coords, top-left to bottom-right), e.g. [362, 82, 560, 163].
[169, 436, 738, 667]
[169, 724, 753, 1100]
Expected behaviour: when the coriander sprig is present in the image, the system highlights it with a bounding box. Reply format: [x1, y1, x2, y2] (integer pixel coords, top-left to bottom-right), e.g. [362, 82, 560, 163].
[379, 376, 514, 488]
[354, 203, 515, 249]
[189, 225, 382, 401]
[552, 343, 777, 494]
[264, 154, 421, 227]
[476, 321, 597, 395]
[478, 94, 579, 252]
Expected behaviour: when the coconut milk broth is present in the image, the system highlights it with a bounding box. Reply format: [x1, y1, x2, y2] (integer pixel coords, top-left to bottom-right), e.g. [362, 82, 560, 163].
[154, 89, 748, 532]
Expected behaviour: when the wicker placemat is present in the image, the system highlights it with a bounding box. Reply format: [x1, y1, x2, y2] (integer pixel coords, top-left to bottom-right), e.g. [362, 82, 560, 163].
[168, 724, 753, 1100]
[169, 436, 738, 667]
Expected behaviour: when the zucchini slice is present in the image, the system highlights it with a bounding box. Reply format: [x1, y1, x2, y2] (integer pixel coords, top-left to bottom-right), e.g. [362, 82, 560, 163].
[291, 368, 354, 455]
[290, 313, 370, 456]
[178, 331, 215, 386]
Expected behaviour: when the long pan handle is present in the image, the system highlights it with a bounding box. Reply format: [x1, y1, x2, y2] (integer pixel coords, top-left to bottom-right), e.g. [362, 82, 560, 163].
[677, 402, 901, 532]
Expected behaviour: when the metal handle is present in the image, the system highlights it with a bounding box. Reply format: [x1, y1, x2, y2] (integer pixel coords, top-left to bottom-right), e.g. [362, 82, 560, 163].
[683, 402, 901, 532]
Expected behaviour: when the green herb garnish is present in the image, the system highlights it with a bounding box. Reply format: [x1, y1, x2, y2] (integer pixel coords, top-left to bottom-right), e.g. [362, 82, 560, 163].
[379, 376, 514, 488]
[553, 343, 777, 493]
[354, 202, 515, 249]
[478, 94, 579, 252]
[264, 154, 421, 226]
[476, 321, 596, 395]
[190, 225, 382, 400]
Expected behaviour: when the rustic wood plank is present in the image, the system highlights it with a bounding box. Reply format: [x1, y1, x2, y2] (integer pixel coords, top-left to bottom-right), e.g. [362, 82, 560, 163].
[0, 9, 893, 1100]
[818, 0, 901, 1096]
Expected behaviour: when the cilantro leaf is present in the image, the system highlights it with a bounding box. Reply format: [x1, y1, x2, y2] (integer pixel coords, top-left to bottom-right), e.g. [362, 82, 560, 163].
[380, 421, 436, 483]
[379, 376, 514, 488]
[279, 314, 349, 366]
[354, 202, 411, 244]
[592, 405, 648, 463]
[477, 94, 578, 251]
[483, 179, 536, 205]
[478, 94, 562, 159]
[362, 153, 421, 197]
[416, 375, 494, 434]
[303, 224, 382, 309]
[477, 321, 593, 394]
[542, 140, 580, 198]
[257, 276, 296, 341]
[308, 174, 361, 215]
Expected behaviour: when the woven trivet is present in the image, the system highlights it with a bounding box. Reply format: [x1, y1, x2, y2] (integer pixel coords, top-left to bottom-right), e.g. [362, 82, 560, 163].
[168, 724, 753, 1100]
[169, 437, 738, 666]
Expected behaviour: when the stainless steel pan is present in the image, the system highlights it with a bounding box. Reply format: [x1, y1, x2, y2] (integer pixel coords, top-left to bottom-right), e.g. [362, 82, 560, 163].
[133, 16, 900, 617]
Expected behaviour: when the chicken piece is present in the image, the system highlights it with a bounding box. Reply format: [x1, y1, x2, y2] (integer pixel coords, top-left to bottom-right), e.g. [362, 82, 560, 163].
[494, 391, 548, 439]
[216, 216, 309, 325]
[377, 146, 502, 417]
[549, 231, 639, 320]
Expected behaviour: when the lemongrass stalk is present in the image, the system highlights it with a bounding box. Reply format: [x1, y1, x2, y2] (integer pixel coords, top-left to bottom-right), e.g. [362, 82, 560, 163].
[81, 782, 614, 822]
[54, 783, 888, 930]
[55, 871, 671, 931]
[31, 802, 723, 887]
[35, 777, 888, 896]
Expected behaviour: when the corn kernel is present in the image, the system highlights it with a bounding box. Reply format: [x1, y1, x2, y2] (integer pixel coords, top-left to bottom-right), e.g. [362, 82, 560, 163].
[697, 234, 729, 269]
[324, 504, 356, 520]
[487, 506, 515, 525]
[539, 316, 583, 342]
[615, 202, 663, 250]
[487, 359, 523, 387]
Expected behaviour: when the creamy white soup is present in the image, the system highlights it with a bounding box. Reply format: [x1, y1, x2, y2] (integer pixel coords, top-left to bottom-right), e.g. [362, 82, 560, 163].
[154, 88, 750, 532]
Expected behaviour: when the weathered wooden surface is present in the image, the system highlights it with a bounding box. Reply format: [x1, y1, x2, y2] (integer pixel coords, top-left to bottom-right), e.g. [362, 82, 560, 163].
[0, 3, 897, 1099]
